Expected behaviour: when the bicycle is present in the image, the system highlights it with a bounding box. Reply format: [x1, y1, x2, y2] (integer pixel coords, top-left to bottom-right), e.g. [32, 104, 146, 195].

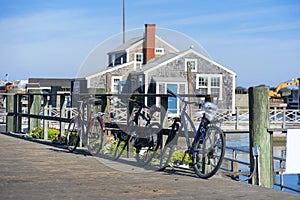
[159, 89, 225, 179]
[113, 98, 161, 165]
[66, 97, 106, 156]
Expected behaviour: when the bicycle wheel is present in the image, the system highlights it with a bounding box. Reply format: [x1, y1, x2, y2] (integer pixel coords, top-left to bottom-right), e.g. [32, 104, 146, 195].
[135, 123, 161, 166]
[66, 117, 81, 152]
[113, 133, 133, 159]
[159, 123, 179, 170]
[113, 121, 134, 159]
[87, 117, 105, 156]
[193, 125, 225, 179]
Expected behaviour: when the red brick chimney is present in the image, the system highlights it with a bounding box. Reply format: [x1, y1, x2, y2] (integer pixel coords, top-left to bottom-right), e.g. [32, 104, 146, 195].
[143, 24, 156, 64]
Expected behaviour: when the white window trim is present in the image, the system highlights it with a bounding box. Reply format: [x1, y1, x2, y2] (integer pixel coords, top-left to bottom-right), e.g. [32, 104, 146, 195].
[111, 76, 122, 93]
[185, 59, 197, 72]
[154, 81, 187, 116]
[196, 74, 222, 100]
[135, 53, 143, 63]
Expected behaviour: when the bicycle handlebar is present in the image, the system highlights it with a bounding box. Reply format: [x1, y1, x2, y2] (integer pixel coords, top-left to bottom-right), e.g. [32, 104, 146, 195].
[128, 98, 161, 115]
[167, 89, 202, 108]
[128, 98, 148, 109]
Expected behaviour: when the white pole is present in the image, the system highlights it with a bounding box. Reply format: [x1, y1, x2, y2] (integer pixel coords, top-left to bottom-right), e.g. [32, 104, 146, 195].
[123, 0, 126, 44]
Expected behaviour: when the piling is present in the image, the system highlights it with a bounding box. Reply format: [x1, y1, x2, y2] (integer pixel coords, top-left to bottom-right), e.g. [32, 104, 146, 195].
[28, 89, 42, 131]
[105, 72, 112, 126]
[43, 94, 49, 140]
[60, 94, 66, 136]
[186, 61, 194, 120]
[160, 95, 169, 148]
[248, 85, 273, 188]
[6, 90, 15, 132]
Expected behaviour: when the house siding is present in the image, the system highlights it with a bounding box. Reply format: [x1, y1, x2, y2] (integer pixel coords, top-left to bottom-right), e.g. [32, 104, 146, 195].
[87, 62, 135, 91]
[145, 52, 234, 109]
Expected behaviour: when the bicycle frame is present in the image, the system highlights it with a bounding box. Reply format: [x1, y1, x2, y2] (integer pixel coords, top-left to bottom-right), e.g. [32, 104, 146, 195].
[179, 103, 196, 148]
[161, 90, 225, 178]
[113, 98, 161, 161]
[132, 104, 151, 127]
[178, 100, 207, 154]
[90, 113, 105, 131]
[76, 99, 105, 145]
[167, 89, 212, 155]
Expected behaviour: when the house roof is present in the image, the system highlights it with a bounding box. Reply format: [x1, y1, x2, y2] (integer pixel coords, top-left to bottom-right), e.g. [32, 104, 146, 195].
[108, 37, 143, 54]
[28, 78, 72, 88]
[139, 48, 236, 76]
[137, 52, 180, 72]
[107, 35, 179, 55]
[84, 61, 136, 79]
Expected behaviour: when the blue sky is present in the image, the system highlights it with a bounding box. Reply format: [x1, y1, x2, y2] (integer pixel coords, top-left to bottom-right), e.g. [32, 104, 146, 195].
[0, 0, 299, 87]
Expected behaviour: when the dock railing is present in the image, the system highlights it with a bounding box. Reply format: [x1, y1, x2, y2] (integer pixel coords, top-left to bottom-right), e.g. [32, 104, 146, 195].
[2, 92, 300, 135]
[222, 144, 300, 194]
[1, 92, 300, 193]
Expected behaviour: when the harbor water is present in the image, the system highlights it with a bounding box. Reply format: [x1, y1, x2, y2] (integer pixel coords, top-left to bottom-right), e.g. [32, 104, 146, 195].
[226, 133, 300, 195]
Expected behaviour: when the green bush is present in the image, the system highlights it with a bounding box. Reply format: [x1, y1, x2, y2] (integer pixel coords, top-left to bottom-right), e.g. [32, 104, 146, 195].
[27, 127, 61, 140]
[27, 127, 43, 139]
[48, 128, 60, 139]
[171, 149, 192, 164]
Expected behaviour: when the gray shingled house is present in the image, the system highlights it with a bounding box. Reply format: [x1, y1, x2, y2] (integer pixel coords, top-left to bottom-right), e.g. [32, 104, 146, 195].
[85, 24, 236, 111]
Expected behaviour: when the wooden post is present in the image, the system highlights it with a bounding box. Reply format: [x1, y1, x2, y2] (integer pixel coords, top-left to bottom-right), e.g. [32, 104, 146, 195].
[248, 85, 273, 188]
[6, 91, 15, 133]
[28, 89, 42, 132]
[16, 94, 22, 133]
[282, 107, 286, 129]
[232, 149, 239, 179]
[43, 94, 49, 140]
[60, 94, 66, 137]
[232, 161, 239, 179]
[105, 72, 111, 124]
[235, 107, 239, 130]
[12, 93, 18, 133]
[186, 62, 194, 120]
[160, 95, 169, 148]
[5, 89, 22, 133]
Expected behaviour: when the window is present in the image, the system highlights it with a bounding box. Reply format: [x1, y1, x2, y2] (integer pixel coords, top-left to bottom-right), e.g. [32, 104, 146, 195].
[135, 53, 143, 63]
[185, 59, 197, 72]
[111, 76, 122, 93]
[198, 77, 208, 95]
[196, 74, 222, 99]
[155, 48, 164, 55]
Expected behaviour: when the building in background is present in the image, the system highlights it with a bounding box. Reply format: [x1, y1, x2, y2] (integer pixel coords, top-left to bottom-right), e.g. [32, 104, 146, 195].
[83, 24, 236, 112]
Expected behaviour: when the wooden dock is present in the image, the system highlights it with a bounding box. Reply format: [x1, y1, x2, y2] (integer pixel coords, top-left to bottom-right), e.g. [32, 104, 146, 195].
[0, 132, 299, 200]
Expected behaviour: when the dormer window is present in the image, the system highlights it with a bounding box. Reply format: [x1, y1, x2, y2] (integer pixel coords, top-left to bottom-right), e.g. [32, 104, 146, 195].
[155, 48, 164, 55]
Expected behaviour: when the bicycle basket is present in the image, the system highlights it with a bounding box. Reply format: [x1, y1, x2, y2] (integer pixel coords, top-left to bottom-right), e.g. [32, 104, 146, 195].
[202, 102, 218, 122]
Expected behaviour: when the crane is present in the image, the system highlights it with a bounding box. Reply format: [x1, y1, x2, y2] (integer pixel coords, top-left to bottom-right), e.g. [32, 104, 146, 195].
[269, 78, 299, 97]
